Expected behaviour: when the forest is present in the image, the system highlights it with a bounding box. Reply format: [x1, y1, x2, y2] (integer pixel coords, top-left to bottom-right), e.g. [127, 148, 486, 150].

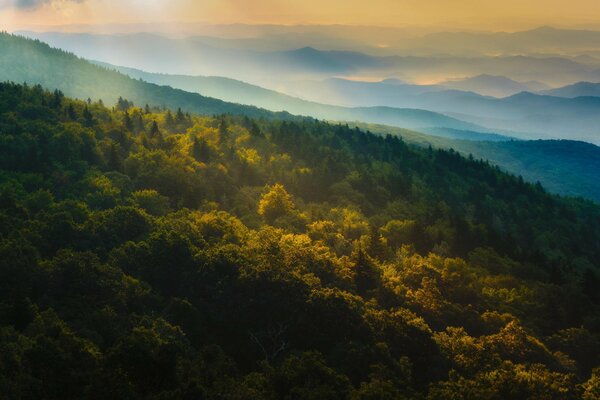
[0, 82, 599, 399]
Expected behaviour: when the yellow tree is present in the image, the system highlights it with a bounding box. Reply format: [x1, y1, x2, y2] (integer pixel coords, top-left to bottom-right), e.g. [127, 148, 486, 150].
[258, 184, 296, 224]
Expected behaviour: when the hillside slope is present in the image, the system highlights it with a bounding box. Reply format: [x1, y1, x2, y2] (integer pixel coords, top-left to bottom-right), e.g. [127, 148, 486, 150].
[86, 63, 600, 201]
[0, 82, 599, 399]
[449, 139, 600, 201]
[0, 33, 291, 120]
[278, 78, 600, 143]
[0, 33, 487, 133]
[358, 123, 600, 202]
[99, 62, 483, 131]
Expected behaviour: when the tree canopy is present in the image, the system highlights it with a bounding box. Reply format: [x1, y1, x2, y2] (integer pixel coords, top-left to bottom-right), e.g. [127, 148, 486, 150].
[0, 82, 598, 399]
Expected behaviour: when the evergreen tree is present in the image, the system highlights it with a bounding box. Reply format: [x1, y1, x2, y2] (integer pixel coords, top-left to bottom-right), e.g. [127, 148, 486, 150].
[218, 115, 229, 142]
[192, 136, 211, 162]
[67, 104, 77, 120]
[83, 106, 94, 127]
[367, 228, 387, 261]
[51, 89, 63, 109]
[124, 111, 134, 132]
[165, 111, 176, 132]
[250, 121, 263, 137]
[132, 111, 144, 134]
[107, 142, 123, 172]
[117, 97, 132, 112]
[353, 247, 381, 296]
[175, 108, 186, 125]
[149, 120, 161, 139]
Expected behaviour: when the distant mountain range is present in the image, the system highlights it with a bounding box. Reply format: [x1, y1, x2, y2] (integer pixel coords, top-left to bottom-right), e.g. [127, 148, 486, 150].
[0, 33, 492, 134]
[2, 32, 599, 202]
[96, 60, 600, 144]
[440, 75, 550, 97]
[540, 81, 600, 97]
[18, 24, 600, 59]
[277, 78, 600, 143]
[88, 63, 600, 202]
[17, 31, 600, 86]
[400, 26, 600, 57]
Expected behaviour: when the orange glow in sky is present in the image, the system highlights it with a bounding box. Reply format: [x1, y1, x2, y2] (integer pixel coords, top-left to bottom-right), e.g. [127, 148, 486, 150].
[1, 0, 600, 30]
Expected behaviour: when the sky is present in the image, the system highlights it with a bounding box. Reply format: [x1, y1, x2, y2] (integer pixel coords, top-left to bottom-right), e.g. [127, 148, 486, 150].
[1, 0, 600, 31]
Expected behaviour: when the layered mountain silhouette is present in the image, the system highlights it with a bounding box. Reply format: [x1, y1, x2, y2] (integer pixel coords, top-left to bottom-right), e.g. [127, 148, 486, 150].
[0, 33, 488, 133]
[540, 81, 600, 97]
[18, 30, 600, 85]
[2, 32, 599, 202]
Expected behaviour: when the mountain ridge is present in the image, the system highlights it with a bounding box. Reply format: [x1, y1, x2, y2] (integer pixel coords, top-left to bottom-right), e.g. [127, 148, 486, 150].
[0, 32, 491, 134]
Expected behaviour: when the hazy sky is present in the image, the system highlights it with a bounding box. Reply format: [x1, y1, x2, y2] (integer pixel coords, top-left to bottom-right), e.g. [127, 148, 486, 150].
[2, 0, 600, 31]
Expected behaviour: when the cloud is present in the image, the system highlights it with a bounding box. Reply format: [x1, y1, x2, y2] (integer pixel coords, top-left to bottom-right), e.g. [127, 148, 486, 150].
[0, 0, 83, 9]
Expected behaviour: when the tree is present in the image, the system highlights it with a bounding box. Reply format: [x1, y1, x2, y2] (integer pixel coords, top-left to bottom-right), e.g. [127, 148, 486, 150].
[116, 97, 132, 112]
[218, 116, 229, 141]
[165, 110, 176, 132]
[132, 111, 144, 134]
[583, 368, 600, 400]
[107, 142, 123, 172]
[51, 89, 63, 108]
[66, 103, 77, 120]
[250, 121, 263, 137]
[352, 247, 380, 296]
[148, 120, 163, 144]
[258, 184, 296, 224]
[123, 111, 133, 131]
[380, 220, 416, 250]
[132, 189, 171, 216]
[175, 108, 186, 125]
[192, 136, 211, 162]
[83, 106, 94, 127]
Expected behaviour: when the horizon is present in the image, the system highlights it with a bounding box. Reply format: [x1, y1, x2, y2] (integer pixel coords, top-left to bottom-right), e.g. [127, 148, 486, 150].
[2, 0, 600, 32]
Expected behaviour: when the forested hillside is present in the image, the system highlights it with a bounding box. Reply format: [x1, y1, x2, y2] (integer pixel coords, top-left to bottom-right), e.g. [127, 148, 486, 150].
[1, 83, 599, 399]
[444, 139, 600, 202]
[0, 32, 291, 120]
[0, 32, 489, 133]
[358, 123, 600, 203]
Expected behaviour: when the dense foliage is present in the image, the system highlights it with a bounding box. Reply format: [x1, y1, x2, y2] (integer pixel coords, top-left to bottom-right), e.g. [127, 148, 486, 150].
[361, 123, 600, 203]
[1, 82, 599, 399]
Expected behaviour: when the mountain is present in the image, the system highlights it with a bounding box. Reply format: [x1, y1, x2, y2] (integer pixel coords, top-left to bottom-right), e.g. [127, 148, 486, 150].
[0, 33, 292, 120]
[0, 33, 488, 133]
[18, 24, 600, 58]
[420, 127, 515, 142]
[17, 31, 600, 86]
[540, 81, 600, 97]
[356, 122, 600, 202]
[277, 78, 600, 143]
[277, 77, 443, 106]
[1, 82, 599, 398]
[15, 31, 384, 80]
[440, 74, 550, 97]
[3, 33, 598, 197]
[454, 139, 600, 201]
[93, 61, 600, 144]
[402, 26, 600, 56]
